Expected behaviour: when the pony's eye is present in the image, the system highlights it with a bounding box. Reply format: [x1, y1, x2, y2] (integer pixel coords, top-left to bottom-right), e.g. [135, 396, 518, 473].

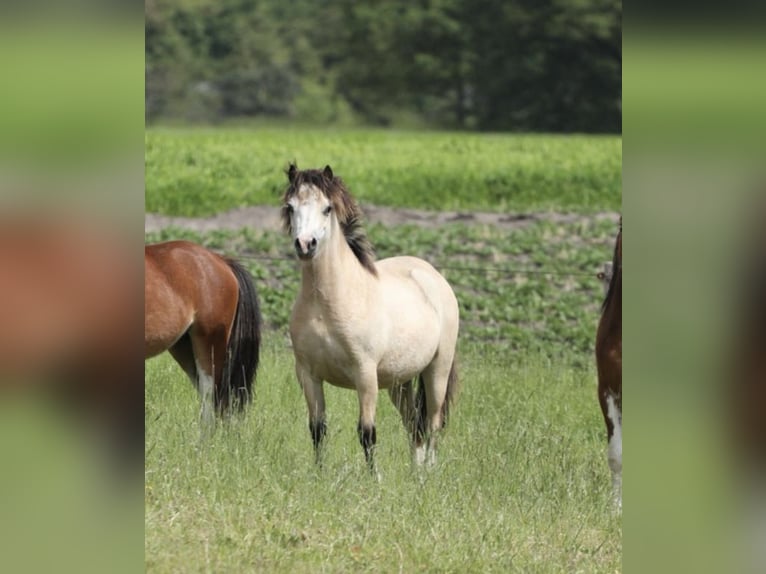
[285, 204, 294, 214]
[323, 205, 332, 216]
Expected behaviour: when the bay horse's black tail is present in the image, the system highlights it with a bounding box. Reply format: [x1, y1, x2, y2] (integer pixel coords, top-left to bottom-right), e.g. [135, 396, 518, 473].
[414, 358, 458, 441]
[218, 258, 262, 413]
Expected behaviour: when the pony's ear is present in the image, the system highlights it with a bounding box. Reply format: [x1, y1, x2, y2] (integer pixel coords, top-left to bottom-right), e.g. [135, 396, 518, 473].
[323, 165, 333, 180]
[288, 163, 298, 183]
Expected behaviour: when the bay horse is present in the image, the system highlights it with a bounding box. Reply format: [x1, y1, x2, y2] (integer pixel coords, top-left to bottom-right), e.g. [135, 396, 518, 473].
[282, 164, 459, 474]
[144, 240, 261, 430]
[596, 217, 622, 508]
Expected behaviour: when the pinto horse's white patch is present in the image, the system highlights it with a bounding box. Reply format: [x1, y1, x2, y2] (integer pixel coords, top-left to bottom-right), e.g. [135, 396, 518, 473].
[606, 393, 622, 508]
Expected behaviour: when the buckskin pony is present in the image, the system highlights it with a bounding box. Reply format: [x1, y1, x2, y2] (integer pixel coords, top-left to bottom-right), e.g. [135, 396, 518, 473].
[282, 164, 459, 475]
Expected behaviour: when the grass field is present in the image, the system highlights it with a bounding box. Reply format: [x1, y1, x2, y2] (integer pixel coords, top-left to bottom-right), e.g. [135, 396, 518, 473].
[146, 343, 621, 573]
[145, 128, 622, 572]
[145, 128, 621, 215]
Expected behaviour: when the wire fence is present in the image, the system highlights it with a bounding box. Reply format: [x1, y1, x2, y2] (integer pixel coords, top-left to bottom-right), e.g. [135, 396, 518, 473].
[233, 253, 601, 280]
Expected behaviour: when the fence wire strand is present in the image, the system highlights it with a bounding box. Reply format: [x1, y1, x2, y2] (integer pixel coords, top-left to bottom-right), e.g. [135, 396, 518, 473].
[233, 253, 598, 279]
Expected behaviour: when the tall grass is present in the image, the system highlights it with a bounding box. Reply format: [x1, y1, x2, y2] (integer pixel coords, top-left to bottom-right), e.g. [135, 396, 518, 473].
[145, 340, 621, 573]
[145, 128, 622, 571]
[145, 128, 621, 216]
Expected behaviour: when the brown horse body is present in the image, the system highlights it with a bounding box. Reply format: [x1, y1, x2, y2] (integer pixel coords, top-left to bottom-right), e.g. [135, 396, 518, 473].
[145, 241, 261, 427]
[596, 219, 622, 508]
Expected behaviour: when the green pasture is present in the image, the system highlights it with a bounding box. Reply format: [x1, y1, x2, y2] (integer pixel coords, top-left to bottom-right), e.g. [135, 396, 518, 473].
[145, 128, 621, 216]
[145, 129, 622, 572]
[145, 216, 621, 571]
[145, 343, 620, 573]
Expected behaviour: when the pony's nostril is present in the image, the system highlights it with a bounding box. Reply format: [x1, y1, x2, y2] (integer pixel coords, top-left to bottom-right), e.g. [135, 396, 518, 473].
[295, 237, 315, 255]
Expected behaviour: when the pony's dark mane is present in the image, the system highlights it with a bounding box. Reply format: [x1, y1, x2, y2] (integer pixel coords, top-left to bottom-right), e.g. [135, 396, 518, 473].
[601, 222, 622, 312]
[282, 165, 378, 276]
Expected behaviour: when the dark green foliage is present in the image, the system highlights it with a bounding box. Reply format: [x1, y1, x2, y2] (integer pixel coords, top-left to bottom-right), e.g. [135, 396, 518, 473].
[145, 0, 621, 132]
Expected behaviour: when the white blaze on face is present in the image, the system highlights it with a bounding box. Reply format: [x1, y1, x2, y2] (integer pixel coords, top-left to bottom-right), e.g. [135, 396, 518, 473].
[289, 184, 332, 250]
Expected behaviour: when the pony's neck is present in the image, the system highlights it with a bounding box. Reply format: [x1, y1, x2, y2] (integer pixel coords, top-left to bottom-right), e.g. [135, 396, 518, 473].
[300, 219, 368, 306]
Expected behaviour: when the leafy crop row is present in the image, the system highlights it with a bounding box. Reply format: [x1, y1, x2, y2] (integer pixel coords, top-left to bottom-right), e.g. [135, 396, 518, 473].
[146, 215, 618, 368]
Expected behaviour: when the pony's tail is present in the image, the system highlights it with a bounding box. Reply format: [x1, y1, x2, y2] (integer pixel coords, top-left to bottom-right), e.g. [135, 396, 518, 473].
[219, 258, 262, 413]
[414, 358, 459, 440]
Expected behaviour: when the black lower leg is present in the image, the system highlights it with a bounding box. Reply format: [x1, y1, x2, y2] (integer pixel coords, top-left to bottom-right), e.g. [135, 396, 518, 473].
[357, 421, 377, 468]
[309, 419, 326, 464]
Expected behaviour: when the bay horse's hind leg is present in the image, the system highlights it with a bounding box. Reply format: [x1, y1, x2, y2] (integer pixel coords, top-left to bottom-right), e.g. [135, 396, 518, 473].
[189, 324, 228, 437]
[168, 332, 198, 387]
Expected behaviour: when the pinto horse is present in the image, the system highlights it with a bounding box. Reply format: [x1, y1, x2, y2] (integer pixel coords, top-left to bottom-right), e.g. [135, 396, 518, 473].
[144, 241, 261, 429]
[282, 164, 459, 474]
[596, 218, 622, 508]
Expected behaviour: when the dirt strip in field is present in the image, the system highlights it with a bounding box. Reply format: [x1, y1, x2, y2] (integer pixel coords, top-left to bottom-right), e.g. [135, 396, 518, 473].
[145, 205, 619, 233]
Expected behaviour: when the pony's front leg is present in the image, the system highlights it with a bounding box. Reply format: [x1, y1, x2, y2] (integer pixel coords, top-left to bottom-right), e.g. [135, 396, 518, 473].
[356, 371, 380, 478]
[297, 364, 326, 465]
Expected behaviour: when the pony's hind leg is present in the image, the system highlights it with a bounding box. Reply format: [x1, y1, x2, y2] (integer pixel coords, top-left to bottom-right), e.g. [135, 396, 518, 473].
[168, 332, 198, 387]
[418, 355, 456, 467]
[389, 381, 426, 465]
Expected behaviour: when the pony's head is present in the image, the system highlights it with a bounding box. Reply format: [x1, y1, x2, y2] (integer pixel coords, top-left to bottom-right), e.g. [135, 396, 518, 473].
[282, 164, 377, 275]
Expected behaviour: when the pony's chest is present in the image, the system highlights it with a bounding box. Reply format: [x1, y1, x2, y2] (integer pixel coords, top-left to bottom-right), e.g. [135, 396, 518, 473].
[290, 310, 359, 385]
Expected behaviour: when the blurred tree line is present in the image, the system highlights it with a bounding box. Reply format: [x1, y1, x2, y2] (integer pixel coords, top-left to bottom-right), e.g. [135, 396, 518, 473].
[146, 0, 620, 132]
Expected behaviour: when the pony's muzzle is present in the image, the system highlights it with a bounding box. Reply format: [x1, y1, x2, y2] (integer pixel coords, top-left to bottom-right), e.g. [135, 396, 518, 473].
[295, 237, 318, 259]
